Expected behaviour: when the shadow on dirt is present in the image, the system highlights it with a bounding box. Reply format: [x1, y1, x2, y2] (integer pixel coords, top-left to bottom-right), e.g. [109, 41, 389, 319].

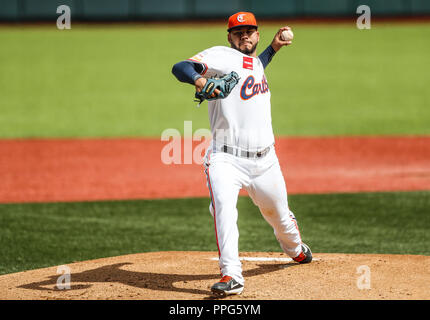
[18, 262, 298, 297]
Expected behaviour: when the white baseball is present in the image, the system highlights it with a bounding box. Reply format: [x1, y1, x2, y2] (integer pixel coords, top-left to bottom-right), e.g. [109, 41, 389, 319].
[281, 29, 294, 41]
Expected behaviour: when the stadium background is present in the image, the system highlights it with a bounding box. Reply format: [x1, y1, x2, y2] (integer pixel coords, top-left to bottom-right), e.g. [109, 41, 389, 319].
[2, 0, 430, 21]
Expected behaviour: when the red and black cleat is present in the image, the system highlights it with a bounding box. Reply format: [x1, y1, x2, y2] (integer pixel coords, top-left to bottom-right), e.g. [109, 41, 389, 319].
[211, 275, 244, 297]
[293, 243, 313, 264]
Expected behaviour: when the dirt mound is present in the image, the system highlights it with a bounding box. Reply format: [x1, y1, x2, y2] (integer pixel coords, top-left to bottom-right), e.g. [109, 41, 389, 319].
[0, 251, 428, 300]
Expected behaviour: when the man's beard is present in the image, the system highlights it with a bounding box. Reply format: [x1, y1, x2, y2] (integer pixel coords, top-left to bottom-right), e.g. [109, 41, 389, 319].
[231, 42, 258, 55]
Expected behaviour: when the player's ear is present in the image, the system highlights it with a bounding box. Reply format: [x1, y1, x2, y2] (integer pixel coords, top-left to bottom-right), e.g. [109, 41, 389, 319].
[227, 32, 232, 44]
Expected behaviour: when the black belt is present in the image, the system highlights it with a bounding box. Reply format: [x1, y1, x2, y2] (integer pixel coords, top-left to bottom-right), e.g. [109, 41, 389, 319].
[221, 145, 272, 159]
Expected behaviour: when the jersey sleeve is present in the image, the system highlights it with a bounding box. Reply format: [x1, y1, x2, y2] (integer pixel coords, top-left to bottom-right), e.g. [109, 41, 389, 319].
[258, 45, 276, 69]
[171, 60, 203, 85]
[187, 47, 228, 78]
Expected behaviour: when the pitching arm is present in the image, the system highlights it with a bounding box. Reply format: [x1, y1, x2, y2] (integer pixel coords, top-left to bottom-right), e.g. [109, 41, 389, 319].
[258, 45, 277, 69]
[259, 26, 294, 69]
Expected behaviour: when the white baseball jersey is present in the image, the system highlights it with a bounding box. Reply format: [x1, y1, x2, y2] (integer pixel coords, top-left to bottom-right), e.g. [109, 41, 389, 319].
[188, 46, 274, 152]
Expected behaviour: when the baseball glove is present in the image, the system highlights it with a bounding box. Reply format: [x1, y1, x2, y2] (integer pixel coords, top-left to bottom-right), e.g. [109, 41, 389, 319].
[195, 71, 240, 106]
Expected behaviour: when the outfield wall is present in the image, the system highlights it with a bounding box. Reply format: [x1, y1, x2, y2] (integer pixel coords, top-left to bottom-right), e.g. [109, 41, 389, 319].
[1, 0, 430, 22]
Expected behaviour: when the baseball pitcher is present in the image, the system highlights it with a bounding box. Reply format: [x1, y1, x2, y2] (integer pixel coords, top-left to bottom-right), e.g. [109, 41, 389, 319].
[172, 12, 312, 297]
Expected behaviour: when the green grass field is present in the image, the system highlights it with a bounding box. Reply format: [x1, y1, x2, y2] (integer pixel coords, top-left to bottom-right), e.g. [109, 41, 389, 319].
[1, 191, 429, 275]
[0, 23, 429, 138]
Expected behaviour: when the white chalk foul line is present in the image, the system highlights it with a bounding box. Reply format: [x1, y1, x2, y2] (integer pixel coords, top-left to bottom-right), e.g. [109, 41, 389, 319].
[210, 257, 320, 262]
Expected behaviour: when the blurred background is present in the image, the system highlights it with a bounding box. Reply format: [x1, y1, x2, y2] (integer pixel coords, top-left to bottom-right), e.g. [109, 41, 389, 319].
[1, 0, 430, 21]
[0, 0, 429, 138]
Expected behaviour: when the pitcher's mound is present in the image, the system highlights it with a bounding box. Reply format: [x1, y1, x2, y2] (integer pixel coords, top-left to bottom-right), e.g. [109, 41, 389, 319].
[0, 251, 428, 300]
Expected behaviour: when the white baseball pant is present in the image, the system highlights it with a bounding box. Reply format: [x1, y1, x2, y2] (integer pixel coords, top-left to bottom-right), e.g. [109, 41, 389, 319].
[204, 145, 303, 285]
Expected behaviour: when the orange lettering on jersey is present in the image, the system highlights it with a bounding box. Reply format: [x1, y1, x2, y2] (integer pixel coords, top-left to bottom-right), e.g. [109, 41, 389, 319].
[240, 75, 269, 100]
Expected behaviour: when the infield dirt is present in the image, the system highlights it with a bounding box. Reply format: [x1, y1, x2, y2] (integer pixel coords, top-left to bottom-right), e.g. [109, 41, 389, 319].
[0, 251, 428, 300]
[1, 136, 430, 203]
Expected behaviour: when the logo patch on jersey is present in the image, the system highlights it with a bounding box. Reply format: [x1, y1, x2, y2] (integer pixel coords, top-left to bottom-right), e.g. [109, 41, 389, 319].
[189, 51, 207, 62]
[240, 75, 269, 100]
[243, 57, 253, 70]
